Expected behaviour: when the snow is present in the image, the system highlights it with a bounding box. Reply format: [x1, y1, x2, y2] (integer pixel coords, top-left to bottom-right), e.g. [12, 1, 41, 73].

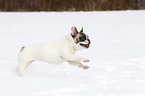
[0, 10, 145, 96]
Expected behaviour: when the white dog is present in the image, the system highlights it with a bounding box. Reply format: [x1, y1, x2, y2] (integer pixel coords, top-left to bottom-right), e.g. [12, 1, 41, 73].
[17, 26, 91, 76]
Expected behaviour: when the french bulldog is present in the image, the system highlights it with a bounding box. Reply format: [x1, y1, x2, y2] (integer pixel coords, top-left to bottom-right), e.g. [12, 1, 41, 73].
[17, 26, 91, 77]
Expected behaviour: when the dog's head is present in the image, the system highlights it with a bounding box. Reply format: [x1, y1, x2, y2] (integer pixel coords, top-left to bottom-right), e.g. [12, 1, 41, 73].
[71, 26, 91, 49]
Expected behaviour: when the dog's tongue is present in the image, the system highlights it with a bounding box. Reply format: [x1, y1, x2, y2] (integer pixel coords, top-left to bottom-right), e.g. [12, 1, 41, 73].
[79, 39, 89, 45]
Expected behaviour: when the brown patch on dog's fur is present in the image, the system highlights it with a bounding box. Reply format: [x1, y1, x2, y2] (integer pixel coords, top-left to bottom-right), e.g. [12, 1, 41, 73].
[20, 46, 25, 52]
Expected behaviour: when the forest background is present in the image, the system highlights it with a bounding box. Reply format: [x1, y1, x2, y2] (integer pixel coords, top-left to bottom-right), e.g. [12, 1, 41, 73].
[0, 0, 145, 11]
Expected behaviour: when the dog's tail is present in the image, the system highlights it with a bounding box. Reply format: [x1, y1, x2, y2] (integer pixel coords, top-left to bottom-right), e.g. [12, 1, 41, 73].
[20, 46, 25, 52]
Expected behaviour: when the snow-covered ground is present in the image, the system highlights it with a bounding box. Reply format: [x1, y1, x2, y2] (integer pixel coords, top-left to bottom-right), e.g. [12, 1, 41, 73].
[0, 10, 145, 96]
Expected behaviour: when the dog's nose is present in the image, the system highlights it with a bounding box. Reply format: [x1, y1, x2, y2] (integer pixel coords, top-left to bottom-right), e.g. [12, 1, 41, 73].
[87, 39, 91, 44]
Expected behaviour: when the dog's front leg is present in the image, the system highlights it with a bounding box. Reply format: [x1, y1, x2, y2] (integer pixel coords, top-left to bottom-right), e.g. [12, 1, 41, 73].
[67, 60, 89, 69]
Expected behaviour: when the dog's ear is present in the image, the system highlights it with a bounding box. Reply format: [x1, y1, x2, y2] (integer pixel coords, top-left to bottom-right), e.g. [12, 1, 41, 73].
[71, 26, 78, 38]
[80, 27, 83, 32]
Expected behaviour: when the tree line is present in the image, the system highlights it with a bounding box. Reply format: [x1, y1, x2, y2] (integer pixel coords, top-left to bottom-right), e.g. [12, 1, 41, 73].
[0, 0, 145, 11]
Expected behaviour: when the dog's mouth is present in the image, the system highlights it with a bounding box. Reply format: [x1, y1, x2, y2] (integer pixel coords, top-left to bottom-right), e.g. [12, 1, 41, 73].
[80, 43, 90, 48]
[78, 39, 90, 48]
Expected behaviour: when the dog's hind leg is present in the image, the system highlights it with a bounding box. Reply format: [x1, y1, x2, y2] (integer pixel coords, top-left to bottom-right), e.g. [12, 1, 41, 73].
[17, 47, 34, 77]
[17, 55, 34, 77]
[17, 62, 27, 77]
[67, 60, 89, 69]
[17, 61, 34, 77]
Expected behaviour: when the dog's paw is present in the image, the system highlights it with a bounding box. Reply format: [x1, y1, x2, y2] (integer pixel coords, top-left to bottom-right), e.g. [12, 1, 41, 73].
[82, 66, 89, 70]
[84, 59, 90, 62]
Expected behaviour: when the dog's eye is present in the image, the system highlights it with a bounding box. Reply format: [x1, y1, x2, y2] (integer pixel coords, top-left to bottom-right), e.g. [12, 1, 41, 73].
[87, 35, 89, 39]
[79, 37, 82, 40]
[79, 37, 86, 41]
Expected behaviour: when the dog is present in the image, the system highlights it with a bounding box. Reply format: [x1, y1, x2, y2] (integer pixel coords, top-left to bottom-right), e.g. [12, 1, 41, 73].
[17, 26, 91, 76]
